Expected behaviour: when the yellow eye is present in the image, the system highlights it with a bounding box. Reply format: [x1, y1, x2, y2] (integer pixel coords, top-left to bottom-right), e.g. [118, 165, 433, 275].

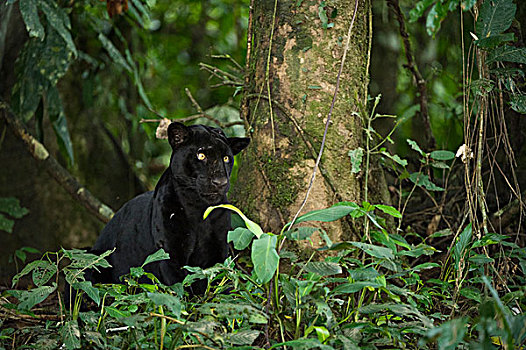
[197, 152, 206, 161]
[223, 156, 230, 163]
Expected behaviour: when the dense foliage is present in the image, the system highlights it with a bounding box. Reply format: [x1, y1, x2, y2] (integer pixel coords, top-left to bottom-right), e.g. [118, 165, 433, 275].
[1, 0, 525, 349]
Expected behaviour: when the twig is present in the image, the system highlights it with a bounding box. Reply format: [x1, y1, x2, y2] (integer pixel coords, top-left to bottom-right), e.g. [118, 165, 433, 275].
[211, 54, 244, 72]
[0, 103, 114, 223]
[386, 0, 435, 150]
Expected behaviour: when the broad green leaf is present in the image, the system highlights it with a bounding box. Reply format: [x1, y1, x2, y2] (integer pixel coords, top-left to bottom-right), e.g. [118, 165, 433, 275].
[98, 33, 132, 72]
[142, 248, 170, 267]
[510, 94, 526, 114]
[287, 204, 358, 228]
[19, 0, 44, 39]
[333, 280, 383, 294]
[13, 283, 56, 310]
[304, 261, 342, 276]
[32, 260, 55, 287]
[409, 0, 434, 23]
[60, 320, 81, 350]
[72, 281, 100, 305]
[0, 214, 14, 233]
[225, 329, 261, 346]
[409, 173, 445, 191]
[147, 292, 182, 318]
[411, 262, 440, 271]
[105, 306, 131, 318]
[348, 147, 364, 174]
[204, 204, 264, 238]
[374, 204, 402, 218]
[407, 139, 425, 156]
[227, 227, 255, 250]
[475, 32, 515, 48]
[476, 0, 516, 38]
[428, 228, 453, 239]
[454, 223, 472, 268]
[38, 1, 76, 55]
[426, 2, 449, 37]
[459, 286, 481, 303]
[284, 226, 319, 240]
[251, 234, 279, 284]
[430, 150, 455, 161]
[314, 326, 330, 343]
[397, 245, 436, 257]
[0, 197, 29, 218]
[12, 259, 51, 287]
[487, 46, 526, 64]
[351, 242, 394, 260]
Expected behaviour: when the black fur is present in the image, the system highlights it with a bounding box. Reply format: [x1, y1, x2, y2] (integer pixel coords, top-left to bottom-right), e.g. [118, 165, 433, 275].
[88, 123, 249, 292]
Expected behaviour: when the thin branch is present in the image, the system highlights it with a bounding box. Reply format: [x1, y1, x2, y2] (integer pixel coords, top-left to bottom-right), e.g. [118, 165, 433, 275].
[386, 0, 435, 150]
[0, 103, 114, 224]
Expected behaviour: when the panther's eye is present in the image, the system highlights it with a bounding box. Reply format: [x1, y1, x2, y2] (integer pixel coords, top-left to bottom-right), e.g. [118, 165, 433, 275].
[223, 156, 230, 163]
[197, 152, 206, 161]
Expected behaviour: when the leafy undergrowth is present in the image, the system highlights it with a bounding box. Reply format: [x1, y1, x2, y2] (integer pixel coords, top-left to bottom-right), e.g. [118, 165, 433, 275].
[1, 203, 525, 350]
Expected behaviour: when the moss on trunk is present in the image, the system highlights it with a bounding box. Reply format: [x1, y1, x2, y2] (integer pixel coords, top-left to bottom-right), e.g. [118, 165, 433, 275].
[234, 0, 387, 242]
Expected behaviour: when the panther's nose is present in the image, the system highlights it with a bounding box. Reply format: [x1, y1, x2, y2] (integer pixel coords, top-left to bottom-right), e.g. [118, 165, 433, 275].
[211, 177, 228, 191]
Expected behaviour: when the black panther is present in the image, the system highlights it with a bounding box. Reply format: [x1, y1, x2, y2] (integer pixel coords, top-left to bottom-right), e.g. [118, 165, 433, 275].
[88, 122, 250, 292]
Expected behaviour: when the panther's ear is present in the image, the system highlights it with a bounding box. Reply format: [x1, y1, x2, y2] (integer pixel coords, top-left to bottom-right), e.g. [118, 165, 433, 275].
[168, 122, 190, 149]
[228, 137, 250, 155]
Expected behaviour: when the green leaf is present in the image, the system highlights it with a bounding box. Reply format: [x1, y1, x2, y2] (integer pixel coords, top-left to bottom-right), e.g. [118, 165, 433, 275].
[12, 259, 51, 287]
[288, 203, 358, 228]
[147, 292, 182, 318]
[72, 281, 100, 305]
[454, 223, 472, 267]
[19, 0, 44, 39]
[60, 320, 81, 350]
[407, 139, 426, 156]
[409, 0, 434, 23]
[476, 0, 516, 38]
[284, 226, 319, 240]
[426, 2, 451, 37]
[380, 150, 408, 167]
[459, 286, 481, 303]
[251, 234, 279, 284]
[475, 32, 515, 48]
[509, 94, 526, 114]
[409, 173, 445, 191]
[411, 262, 440, 271]
[12, 283, 57, 310]
[348, 147, 364, 174]
[430, 150, 455, 161]
[0, 214, 14, 233]
[304, 261, 342, 276]
[142, 248, 170, 267]
[487, 46, 526, 64]
[374, 204, 402, 218]
[98, 33, 132, 72]
[32, 260, 55, 287]
[333, 280, 383, 294]
[204, 204, 264, 238]
[38, 1, 76, 55]
[351, 242, 394, 259]
[225, 329, 261, 346]
[105, 306, 131, 318]
[0, 197, 30, 218]
[424, 317, 469, 350]
[227, 227, 255, 250]
[314, 326, 330, 343]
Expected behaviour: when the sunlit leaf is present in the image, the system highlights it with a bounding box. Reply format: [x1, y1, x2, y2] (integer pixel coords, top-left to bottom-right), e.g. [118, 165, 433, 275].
[204, 204, 264, 238]
[142, 248, 170, 267]
[375, 204, 402, 218]
[251, 234, 279, 284]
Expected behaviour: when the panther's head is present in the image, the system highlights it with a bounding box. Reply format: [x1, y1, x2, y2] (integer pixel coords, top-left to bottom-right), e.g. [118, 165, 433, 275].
[167, 122, 250, 204]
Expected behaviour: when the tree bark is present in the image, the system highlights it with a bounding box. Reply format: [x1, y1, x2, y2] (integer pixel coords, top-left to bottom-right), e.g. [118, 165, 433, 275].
[234, 0, 389, 244]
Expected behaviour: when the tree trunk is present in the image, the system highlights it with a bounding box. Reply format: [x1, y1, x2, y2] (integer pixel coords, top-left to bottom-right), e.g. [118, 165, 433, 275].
[234, 0, 389, 244]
